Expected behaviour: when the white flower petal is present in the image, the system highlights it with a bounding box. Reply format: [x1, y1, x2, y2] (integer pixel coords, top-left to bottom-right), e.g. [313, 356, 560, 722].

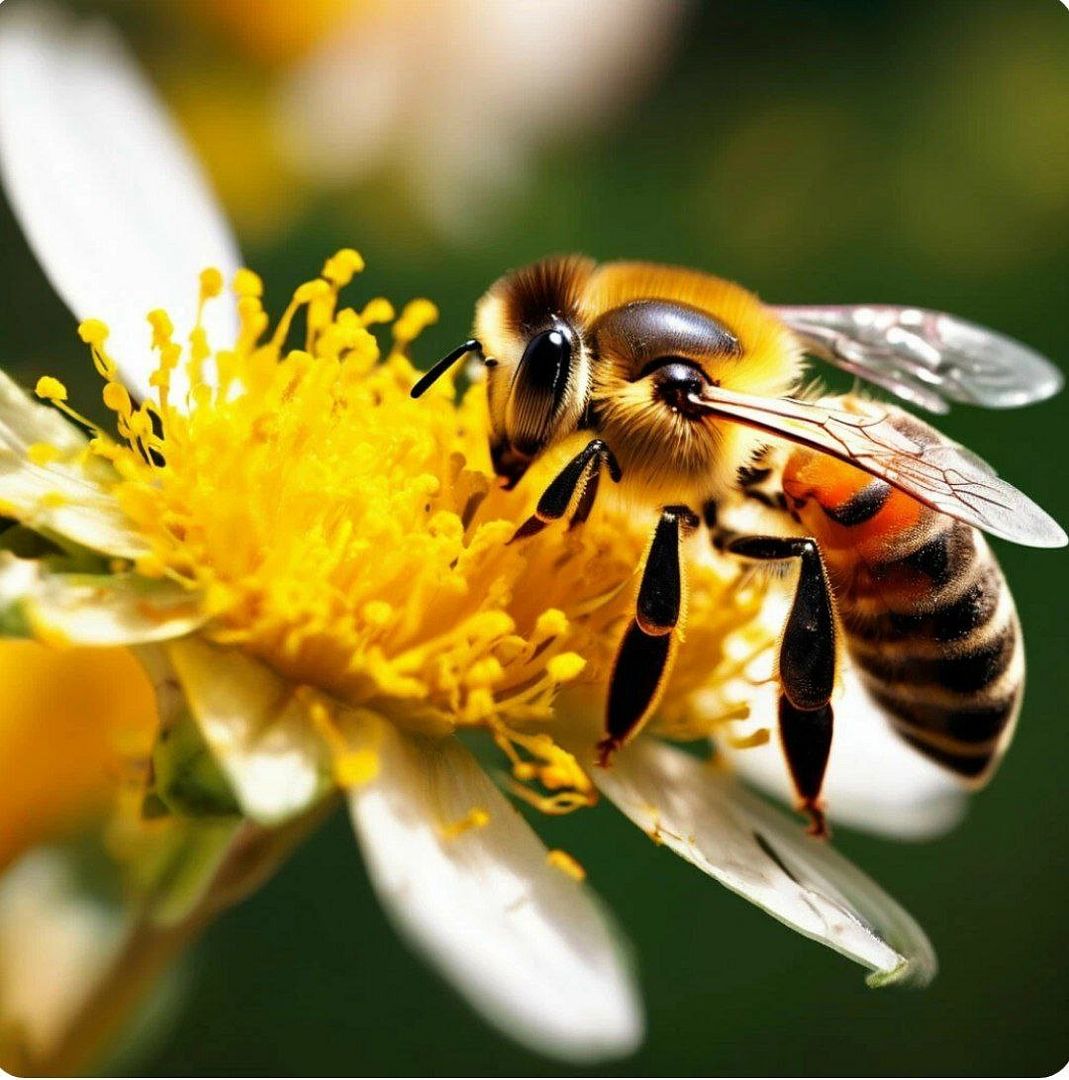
[0, 552, 206, 645]
[0, 370, 147, 557]
[0, 2, 241, 401]
[349, 724, 643, 1062]
[718, 661, 969, 841]
[167, 638, 327, 826]
[591, 736, 936, 987]
[0, 849, 123, 1063]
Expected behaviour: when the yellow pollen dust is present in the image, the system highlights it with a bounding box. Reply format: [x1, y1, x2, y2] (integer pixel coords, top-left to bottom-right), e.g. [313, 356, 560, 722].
[53, 249, 765, 812]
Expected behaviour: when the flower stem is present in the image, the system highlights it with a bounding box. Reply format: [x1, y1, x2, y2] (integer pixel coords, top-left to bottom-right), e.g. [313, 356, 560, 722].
[29, 804, 334, 1077]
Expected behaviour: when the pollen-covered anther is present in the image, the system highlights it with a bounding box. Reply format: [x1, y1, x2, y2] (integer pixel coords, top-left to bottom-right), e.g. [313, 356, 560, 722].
[33, 249, 766, 824]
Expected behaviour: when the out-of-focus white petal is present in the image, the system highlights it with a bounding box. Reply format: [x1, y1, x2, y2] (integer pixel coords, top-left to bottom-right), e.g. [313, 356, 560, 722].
[592, 736, 936, 987]
[718, 664, 969, 840]
[167, 638, 327, 826]
[0, 849, 123, 1066]
[0, 553, 206, 645]
[0, 2, 240, 400]
[277, 0, 683, 231]
[0, 370, 147, 557]
[349, 724, 643, 1063]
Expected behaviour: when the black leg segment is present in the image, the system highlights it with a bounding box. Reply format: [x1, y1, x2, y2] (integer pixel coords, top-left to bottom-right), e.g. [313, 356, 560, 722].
[599, 505, 699, 765]
[509, 439, 621, 542]
[728, 535, 837, 836]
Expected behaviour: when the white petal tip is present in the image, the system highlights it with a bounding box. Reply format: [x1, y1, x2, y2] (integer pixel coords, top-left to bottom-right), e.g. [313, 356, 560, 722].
[350, 727, 645, 1062]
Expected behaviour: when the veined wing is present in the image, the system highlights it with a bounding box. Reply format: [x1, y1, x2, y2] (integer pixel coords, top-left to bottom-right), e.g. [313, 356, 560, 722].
[687, 387, 1067, 548]
[775, 305, 1063, 415]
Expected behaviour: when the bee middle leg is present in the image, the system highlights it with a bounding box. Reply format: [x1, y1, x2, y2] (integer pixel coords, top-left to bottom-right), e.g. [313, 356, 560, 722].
[509, 438, 622, 542]
[727, 535, 837, 837]
[598, 504, 700, 766]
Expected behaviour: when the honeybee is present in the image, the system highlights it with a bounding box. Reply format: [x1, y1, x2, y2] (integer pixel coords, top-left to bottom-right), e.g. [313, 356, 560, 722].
[412, 258, 1066, 834]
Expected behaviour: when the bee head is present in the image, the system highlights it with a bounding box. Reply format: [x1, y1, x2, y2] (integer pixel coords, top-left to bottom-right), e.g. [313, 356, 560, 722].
[474, 256, 597, 487]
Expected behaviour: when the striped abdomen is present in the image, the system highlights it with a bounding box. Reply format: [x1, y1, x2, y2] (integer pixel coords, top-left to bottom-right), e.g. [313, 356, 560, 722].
[782, 420, 1023, 786]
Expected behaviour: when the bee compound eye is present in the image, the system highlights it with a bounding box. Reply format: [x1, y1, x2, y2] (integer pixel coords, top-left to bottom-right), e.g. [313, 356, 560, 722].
[649, 359, 711, 419]
[507, 325, 576, 454]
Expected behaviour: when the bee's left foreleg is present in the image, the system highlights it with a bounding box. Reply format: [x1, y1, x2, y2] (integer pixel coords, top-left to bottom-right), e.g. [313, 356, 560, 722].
[598, 505, 700, 766]
[509, 438, 622, 542]
[728, 535, 837, 837]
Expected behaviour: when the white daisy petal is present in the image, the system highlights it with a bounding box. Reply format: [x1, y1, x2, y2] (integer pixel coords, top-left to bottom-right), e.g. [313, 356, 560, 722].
[349, 724, 643, 1063]
[719, 663, 969, 841]
[167, 638, 327, 826]
[0, 552, 206, 645]
[0, 2, 240, 401]
[592, 736, 936, 987]
[0, 849, 123, 1065]
[0, 370, 147, 557]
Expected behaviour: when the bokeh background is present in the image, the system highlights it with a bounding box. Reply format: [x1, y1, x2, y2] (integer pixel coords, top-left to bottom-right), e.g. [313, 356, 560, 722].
[1, 0, 1066, 1075]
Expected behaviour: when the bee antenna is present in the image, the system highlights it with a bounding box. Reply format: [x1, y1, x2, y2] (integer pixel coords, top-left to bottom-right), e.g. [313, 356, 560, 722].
[410, 339, 484, 399]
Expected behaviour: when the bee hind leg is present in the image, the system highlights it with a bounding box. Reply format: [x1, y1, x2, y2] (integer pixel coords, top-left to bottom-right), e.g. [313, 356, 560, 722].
[598, 505, 700, 766]
[727, 535, 836, 837]
[509, 439, 622, 542]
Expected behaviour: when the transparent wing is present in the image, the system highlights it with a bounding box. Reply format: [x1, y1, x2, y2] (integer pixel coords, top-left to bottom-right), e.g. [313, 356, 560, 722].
[688, 387, 1067, 548]
[775, 305, 1064, 414]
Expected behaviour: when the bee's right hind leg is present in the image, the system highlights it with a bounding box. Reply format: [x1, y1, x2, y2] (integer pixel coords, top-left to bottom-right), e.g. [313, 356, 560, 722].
[727, 535, 837, 837]
[599, 505, 700, 766]
[509, 439, 622, 542]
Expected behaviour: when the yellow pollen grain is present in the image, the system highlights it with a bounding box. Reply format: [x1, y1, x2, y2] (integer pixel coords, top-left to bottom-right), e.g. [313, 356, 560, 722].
[334, 748, 379, 788]
[547, 652, 586, 683]
[44, 250, 764, 818]
[233, 268, 264, 298]
[360, 298, 394, 325]
[34, 376, 68, 402]
[534, 608, 569, 640]
[441, 806, 491, 840]
[725, 727, 771, 750]
[199, 267, 224, 299]
[77, 319, 109, 347]
[322, 248, 364, 286]
[546, 849, 586, 881]
[27, 443, 61, 466]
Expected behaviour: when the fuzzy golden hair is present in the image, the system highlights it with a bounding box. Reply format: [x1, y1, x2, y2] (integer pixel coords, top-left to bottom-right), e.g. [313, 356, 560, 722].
[474, 256, 806, 505]
[581, 262, 804, 504]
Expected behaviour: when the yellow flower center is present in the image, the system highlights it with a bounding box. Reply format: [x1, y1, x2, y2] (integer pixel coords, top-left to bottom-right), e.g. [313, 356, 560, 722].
[39, 251, 769, 807]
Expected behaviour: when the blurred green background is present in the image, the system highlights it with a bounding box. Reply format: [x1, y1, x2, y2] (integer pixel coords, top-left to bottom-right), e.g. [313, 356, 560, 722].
[1, 0, 1067, 1075]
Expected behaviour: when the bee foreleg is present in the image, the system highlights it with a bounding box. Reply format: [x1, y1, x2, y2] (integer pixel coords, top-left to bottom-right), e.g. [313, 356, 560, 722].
[728, 535, 836, 837]
[598, 505, 699, 766]
[509, 439, 621, 542]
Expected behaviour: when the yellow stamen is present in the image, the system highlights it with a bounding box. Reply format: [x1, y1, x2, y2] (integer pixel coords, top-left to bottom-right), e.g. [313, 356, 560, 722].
[25, 249, 766, 814]
[546, 849, 586, 882]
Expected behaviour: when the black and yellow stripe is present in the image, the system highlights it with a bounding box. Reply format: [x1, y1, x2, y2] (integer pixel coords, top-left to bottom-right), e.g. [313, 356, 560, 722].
[781, 415, 1024, 788]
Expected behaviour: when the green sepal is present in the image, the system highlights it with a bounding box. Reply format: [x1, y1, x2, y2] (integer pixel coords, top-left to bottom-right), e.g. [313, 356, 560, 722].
[151, 705, 242, 819]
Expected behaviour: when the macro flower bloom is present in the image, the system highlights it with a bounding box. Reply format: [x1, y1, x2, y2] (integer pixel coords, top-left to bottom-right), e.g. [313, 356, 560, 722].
[0, 4, 968, 1072]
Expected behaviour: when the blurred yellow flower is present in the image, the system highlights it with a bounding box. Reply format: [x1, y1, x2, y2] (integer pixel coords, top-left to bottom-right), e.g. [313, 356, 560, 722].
[0, 643, 156, 872]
